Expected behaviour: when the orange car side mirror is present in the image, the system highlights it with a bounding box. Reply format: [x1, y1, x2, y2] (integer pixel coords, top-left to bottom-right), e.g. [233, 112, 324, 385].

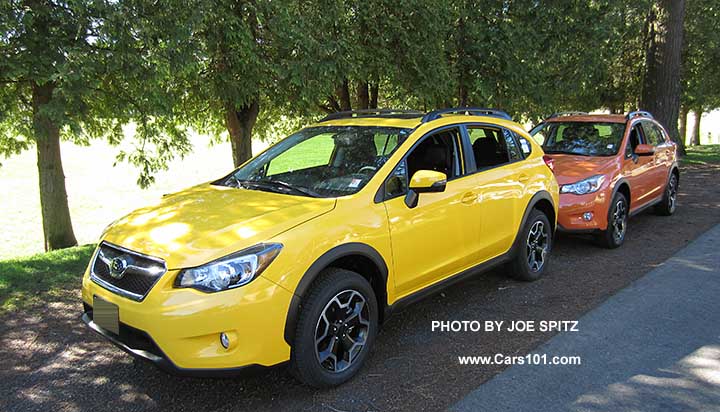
[634, 144, 655, 156]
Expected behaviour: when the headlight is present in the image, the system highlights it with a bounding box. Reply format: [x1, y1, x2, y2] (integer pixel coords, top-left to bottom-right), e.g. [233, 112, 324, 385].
[560, 175, 606, 195]
[175, 243, 282, 292]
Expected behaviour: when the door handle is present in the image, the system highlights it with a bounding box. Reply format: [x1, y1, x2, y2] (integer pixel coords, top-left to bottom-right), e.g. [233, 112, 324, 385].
[461, 192, 477, 204]
[518, 174, 530, 183]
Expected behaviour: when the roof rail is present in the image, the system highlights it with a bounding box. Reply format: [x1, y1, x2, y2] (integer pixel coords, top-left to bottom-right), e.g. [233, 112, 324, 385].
[547, 111, 588, 119]
[319, 109, 423, 122]
[626, 110, 654, 120]
[421, 107, 511, 123]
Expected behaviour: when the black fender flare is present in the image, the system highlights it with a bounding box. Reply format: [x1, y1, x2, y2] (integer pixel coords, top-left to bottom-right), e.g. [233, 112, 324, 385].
[667, 162, 680, 183]
[283, 242, 389, 345]
[610, 177, 631, 206]
[509, 190, 556, 256]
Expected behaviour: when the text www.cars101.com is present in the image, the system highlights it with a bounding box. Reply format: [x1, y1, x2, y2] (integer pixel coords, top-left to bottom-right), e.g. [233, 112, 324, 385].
[458, 353, 582, 366]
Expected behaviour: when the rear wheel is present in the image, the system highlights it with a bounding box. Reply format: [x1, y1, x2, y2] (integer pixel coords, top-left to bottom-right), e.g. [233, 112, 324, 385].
[510, 209, 552, 282]
[598, 192, 628, 249]
[655, 173, 678, 216]
[290, 268, 378, 388]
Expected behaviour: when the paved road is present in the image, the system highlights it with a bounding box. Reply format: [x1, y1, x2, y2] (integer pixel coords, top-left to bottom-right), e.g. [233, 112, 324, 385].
[451, 223, 720, 412]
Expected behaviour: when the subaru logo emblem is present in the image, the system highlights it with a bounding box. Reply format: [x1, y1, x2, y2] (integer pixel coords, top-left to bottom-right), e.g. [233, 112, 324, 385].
[110, 256, 129, 279]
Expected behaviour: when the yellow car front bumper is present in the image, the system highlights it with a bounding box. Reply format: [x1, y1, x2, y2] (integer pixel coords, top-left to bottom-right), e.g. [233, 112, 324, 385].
[81, 268, 294, 375]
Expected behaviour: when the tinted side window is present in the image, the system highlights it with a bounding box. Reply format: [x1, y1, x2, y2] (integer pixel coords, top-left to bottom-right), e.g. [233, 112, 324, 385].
[517, 135, 532, 157]
[385, 160, 408, 198]
[642, 122, 665, 146]
[467, 126, 510, 169]
[503, 130, 523, 161]
[386, 128, 462, 199]
[626, 124, 644, 157]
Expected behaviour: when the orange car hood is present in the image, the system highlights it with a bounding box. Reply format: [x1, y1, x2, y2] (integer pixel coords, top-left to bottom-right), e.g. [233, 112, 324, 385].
[547, 154, 618, 185]
[102, 184, 336, 269]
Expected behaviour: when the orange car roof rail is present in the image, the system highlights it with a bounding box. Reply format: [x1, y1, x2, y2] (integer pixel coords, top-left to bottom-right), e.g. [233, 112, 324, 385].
[547, 111, 588, 119]
[626, 111, 654, 120]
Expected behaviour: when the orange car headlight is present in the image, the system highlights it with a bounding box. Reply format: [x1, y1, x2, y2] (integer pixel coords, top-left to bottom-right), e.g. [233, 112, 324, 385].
[560, 175, 606, 195]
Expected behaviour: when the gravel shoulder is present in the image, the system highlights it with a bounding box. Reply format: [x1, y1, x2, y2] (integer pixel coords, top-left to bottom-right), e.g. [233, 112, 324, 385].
[2, 163, 719, 412]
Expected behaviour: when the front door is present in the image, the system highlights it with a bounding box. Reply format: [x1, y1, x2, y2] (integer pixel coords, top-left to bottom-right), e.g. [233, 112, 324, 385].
[622, 123, 656, 208]
[383, 127, 481, 298]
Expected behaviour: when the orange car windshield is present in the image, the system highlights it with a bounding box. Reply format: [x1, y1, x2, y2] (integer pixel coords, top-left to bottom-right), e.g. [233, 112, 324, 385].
[531, 122, 625, 157]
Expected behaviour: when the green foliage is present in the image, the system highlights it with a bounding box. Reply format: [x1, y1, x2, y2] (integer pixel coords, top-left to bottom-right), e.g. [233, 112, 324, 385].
[683, 0, 720, 111]
[0, 244, 95, 312]
[0, 0, 191, 187]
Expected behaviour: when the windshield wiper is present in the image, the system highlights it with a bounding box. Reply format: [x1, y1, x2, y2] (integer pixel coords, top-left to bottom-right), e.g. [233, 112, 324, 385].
[235, 179, 321, 198]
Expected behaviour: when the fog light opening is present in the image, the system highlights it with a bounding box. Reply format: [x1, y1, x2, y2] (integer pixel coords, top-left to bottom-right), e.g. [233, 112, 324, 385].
[583, 212, 594, 221]
[220, 332, 230, 349]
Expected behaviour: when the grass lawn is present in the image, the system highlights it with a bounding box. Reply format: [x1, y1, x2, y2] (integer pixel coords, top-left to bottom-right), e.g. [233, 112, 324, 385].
[0, 244, 95, 312]
[682, 144, 720, 166]
[0, 134, 271, 259]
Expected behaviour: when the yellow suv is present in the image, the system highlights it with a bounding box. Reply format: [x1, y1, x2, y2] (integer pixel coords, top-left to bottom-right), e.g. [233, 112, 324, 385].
[81, 108, 559, 387]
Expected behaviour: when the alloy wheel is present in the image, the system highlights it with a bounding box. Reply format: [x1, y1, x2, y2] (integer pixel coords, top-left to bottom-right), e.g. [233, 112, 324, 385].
[526, 221, 548, 272]
[668, 175, 677, 213]
[612, 199, 627, 243]
[314, 289, 370, 373]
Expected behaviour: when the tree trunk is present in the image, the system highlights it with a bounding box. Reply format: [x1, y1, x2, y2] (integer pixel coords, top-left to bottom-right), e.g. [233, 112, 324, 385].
[356, 81, 369, 110]
[678, 106, 688, 145]
[369, 83, 379, 109]
[335, 80, 352, 111]
[690, 109, 701, 146]
[225, 100, 259, 167]
[32, 82, 78, 251]
[640, 0, 686, 154]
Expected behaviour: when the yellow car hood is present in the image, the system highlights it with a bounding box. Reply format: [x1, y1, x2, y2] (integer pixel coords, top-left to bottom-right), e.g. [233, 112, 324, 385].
[102, 184, 336, 269]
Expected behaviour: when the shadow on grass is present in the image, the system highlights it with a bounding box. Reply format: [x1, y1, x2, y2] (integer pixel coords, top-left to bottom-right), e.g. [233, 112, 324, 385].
[0, 244, 95, 312]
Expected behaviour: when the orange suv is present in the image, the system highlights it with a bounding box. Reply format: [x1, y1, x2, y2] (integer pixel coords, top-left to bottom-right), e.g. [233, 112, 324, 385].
[530, 111, 678, 248]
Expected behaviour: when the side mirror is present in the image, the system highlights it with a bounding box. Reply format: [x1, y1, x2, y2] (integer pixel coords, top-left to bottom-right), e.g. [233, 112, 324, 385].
[634, 144, 655, 156]
[405, 170, 447, 208]
[409, 170, 447, 193]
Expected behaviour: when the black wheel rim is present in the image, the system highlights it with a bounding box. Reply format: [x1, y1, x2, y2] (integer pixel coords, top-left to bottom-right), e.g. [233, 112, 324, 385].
[526, 220, 548, 272]
[612, 199, 627, 243]
[668, 175, 677, 212]
[314, 289, 370, 373]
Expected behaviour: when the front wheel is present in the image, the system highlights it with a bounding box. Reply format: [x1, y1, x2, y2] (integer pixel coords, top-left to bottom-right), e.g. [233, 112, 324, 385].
[290, 268, 378, 388]
[598, 192, 628, 249]
[655, 173, 678, 216]
[509, 209, 552, 282]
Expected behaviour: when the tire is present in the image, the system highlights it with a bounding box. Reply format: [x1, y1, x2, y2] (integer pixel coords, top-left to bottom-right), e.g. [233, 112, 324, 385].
[598, 192, 629, 249]
[655, 172, 678, 216]
[290, 268, 378, 388]
[509, 209, 552, 282]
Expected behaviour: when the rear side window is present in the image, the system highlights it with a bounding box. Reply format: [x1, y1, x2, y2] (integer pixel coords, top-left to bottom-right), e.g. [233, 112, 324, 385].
[503, 130, 523, 161]
[517, 135, 532, 157]
[467, 126, 512, 169]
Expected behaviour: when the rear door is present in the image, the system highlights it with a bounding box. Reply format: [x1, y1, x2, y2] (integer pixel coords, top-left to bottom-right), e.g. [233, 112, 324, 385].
[640, 121, 672, 199]
[464, 124, 526, 262]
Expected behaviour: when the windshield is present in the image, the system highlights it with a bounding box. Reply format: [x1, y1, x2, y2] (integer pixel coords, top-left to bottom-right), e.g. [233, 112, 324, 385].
[217, 126, 412, 198]
[530, 122, 626, 156]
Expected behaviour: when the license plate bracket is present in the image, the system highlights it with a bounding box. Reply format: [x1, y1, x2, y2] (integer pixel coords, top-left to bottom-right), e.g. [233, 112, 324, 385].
[93, 295, 119, 335]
